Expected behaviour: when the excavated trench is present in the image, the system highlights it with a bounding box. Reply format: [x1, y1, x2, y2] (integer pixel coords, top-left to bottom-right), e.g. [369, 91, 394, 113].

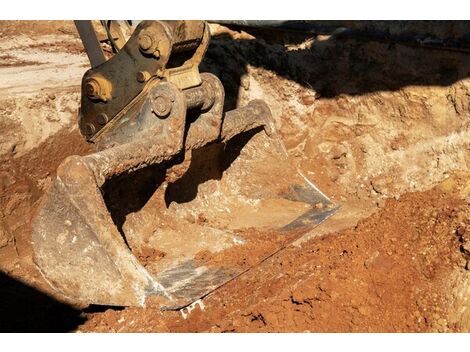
[1, 21, 470, 332]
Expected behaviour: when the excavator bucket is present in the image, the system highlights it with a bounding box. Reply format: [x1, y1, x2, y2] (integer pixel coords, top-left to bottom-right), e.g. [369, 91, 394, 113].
[33, 126, 338, 308]
[32, 20, 338, 309]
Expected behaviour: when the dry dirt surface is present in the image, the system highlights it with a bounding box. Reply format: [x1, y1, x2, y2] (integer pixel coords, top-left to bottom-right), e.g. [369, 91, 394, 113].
[1, 21, 470, 332]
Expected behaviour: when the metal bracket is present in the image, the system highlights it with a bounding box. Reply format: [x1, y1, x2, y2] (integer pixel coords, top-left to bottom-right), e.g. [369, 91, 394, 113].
[78, 20, 210, 141]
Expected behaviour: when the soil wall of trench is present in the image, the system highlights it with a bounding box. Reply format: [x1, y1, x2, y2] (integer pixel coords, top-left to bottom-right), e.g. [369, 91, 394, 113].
[1, 21, 470, 332]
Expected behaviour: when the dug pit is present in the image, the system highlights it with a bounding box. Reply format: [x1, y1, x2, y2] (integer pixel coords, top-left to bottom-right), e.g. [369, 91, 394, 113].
[1, 21, 470, 332]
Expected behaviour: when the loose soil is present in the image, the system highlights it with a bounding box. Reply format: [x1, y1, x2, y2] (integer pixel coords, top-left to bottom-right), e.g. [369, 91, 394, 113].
[80, 180, 470, 332]
[1, 21, 470, 332]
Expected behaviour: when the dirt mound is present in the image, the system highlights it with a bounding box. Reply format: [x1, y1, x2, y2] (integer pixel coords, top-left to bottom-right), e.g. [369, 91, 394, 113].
[79, 175, 470, 332]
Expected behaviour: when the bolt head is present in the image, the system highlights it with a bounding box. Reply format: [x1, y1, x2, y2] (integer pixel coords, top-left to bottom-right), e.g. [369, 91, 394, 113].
[84, 75, 112, 102]
[136, 71, 151, 83]
[138, 33, 153, 51]
[84, 123, 96, 137]
[152, 95, 172, 118]
[97, 113, 109, 125]
[85, 79, 99, 97]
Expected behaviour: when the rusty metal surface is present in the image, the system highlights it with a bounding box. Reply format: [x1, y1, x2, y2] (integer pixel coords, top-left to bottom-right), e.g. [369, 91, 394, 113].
[79, 20, 209, 141]
[32, 156, 163, 307]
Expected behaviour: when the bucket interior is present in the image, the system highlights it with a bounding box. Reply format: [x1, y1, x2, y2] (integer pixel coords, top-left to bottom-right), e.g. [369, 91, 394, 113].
[102, 128, 338, 308]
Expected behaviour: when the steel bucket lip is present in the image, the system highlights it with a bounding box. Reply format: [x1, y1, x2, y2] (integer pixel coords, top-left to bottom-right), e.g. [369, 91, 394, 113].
[281, 204, 340, 232]
[279, 176, 340, 232]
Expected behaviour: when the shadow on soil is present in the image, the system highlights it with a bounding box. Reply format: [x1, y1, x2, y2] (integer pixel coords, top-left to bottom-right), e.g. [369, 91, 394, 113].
[204, 21, 470, 111]
[165, 127, 262, 205]
[100, 21, 470, 237]
[0, 271, 85, 332]
[102, 127, 262, 235]
[4, 21, 470, 331]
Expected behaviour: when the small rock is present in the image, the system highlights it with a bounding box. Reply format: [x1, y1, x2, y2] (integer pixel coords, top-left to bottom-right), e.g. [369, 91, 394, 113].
[437, 318, 447, 328]
[390, 139, 401, 150]
[301, 95, 315, 106]
[0, 223, 9, 248]
[456, 224, 466, 236]
[353, 125, 366, 137]
[330, 144, 348, 160]
[371, 176, 389, 195]
[240, 76, 250, 91]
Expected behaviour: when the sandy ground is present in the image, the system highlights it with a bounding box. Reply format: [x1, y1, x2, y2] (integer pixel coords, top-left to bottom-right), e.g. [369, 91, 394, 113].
[1, 21, 470, 332]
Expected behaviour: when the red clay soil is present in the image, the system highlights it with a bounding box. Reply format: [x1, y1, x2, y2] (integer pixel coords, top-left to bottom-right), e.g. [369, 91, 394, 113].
[80, 184, 470, 332]
[0, 20, 77, 37]
[2, 20, 470, 333]
[0, 129, 93, 273]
